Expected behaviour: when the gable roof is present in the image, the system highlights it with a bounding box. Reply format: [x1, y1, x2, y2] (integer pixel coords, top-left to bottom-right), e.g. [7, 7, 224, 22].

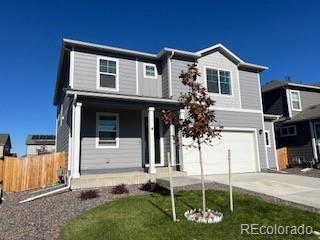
[26, 135, 56, 145]
[262, 80, 320, 93]
[0, 134, 11, 148]
[54, 39, 268, 105]
[286, 104, 320, 123]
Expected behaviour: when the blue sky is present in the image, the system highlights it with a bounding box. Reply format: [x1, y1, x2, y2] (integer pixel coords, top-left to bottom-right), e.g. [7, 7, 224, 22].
[1, 0, 320, 155]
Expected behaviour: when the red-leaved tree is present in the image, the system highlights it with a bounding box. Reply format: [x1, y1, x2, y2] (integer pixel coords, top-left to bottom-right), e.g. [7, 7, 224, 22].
[162, 63, 220, 213]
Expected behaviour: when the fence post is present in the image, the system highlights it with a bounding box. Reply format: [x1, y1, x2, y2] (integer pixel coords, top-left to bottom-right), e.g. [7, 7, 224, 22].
[167, 152, 177, 222]
[228, 149, 233, 212]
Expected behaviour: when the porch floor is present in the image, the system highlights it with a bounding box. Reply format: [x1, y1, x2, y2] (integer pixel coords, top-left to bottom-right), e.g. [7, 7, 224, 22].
[71, 168, 187, 189]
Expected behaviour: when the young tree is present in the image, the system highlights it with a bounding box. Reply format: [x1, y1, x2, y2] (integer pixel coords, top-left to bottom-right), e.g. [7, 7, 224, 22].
[162, 63, 220, 213]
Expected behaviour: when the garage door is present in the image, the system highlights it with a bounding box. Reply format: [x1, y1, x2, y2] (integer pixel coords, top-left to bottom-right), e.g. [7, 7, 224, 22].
[182, 130, 258, 175]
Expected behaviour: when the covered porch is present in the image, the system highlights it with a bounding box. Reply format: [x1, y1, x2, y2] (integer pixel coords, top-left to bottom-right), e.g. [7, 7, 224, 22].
[68, 90, 185, 180]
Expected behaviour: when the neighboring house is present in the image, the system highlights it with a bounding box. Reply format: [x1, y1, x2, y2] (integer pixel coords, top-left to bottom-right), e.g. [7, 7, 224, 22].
[0, 134, 12, 159]
[54, 38, 277, 185]
[262, 80, 320, 167]
[26, 135, 56, 156]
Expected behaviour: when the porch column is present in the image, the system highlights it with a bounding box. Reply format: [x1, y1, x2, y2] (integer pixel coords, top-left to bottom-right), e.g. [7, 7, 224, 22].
[309, 120, 318, 164]
[178, 109, 186, 170]
[148, 107, 156, 174]
[72, 102, 82, 178]
[170, 124, 176, 167]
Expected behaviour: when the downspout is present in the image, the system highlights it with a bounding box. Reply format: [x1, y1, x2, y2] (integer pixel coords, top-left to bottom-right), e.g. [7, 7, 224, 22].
[168, 51, 175, 98]
[19, 176, 72, 203]
[309, 120, 318, 165]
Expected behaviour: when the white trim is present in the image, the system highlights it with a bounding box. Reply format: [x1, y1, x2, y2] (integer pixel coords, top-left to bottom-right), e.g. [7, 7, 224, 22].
[197, 43, 244, 63]
[69, 49, 74, 88]
[72, 102, 82, 178]
[280, 125, 297, 137]
[143, 63, 158, 79]
[170, 124, 176, 166]
[309, 121, 318, 164]
[286, 89, 293, 117]
[141, 110, 145, 166]
[289, 90, 302, 111]
[159, 120, 164, 167]
[313, 122, 320, 162]
[264, 130, 271, 148]
[55, 113, 58, 153]
[68, 129, 72, 173]
[148, 107, 156, 173]
[168, 54, 173, 98]
[237, 69, 242, 108]
[271, 121, 279, 171]
[96, 56, 119, 92]
[135, 58, 139, 95]
[95, 112, 119, 149]
[257, 73, 264, 112]
[203, 66, 233, 97]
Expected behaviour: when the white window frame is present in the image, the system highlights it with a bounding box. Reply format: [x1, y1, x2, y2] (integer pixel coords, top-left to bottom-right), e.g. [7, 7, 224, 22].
[290, 90, 302, 111]
[280, 125, 297, 137]
[96, 56, 119, 91]
[96, 112, 119, 149]
[204, 66, 233, 96]
[264, 130, 271, 147]
[143, 63, 157, 79]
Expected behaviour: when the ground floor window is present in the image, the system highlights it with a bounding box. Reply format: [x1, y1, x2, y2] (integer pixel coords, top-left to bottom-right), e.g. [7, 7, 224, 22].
[96, 112, 119, 148]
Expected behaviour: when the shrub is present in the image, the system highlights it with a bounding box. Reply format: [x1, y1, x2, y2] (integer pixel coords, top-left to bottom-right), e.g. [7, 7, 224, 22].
[111, 184, 129, 195]
[140, 181, 169, 195]
[79, 190, 99, 200]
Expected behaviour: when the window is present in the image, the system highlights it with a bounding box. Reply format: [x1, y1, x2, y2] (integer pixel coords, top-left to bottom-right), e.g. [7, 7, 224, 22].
[97, 57, 118, 90]
[144, 63, 157, 78]
[205, 68, 232, 95]
[264, 130, 271, 147]
[280, 125, 297, 137]
[290, 90, 301, 111]
[96, 113, 119, 148]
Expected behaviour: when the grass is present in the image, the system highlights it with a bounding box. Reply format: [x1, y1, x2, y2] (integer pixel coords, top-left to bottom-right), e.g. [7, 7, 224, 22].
[59, 190, 320, 240]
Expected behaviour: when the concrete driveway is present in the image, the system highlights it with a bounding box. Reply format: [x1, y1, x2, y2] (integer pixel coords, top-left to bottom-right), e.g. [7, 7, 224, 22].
[165, 173, 320, 209]
[199, 173, 320, 209]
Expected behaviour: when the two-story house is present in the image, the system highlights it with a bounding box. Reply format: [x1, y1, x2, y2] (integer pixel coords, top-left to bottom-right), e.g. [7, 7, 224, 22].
[262, 80, 320, 167]
[0, 134, 11, 159]
[54, 39, 277, 188]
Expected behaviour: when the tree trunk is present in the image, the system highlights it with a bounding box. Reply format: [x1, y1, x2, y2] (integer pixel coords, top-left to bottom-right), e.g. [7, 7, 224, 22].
[198, 141, 206, 212]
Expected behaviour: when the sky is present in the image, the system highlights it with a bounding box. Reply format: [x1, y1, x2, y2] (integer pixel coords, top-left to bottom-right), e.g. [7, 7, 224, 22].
[1, 0, 320, 155]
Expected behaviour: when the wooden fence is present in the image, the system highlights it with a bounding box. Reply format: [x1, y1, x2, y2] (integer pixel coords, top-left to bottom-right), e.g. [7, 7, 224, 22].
[277, 147, 288, 170]
[0, 152, 66, 192]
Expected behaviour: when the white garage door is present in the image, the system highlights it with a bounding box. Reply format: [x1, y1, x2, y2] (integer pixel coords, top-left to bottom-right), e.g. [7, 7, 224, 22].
[182, 130, 258, 175]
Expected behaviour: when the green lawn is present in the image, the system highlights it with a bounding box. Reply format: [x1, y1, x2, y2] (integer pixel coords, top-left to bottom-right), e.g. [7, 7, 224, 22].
[59, 190, 320, 240]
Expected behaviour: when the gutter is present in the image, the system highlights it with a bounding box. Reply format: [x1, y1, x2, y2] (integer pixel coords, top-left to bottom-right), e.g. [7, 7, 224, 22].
[168, 51, 175, 98]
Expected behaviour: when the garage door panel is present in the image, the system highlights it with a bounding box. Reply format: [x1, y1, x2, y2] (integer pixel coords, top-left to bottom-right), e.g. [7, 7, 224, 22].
[183, 131, 257, 175]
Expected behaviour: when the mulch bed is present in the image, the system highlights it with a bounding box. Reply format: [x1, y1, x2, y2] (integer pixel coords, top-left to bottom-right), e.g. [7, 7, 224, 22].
[280, 167, 320, 179]
[1, 178, 320, 240]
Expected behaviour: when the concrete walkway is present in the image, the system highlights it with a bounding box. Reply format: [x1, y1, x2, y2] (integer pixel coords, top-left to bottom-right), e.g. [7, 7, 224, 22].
[159, 173, 320, 209]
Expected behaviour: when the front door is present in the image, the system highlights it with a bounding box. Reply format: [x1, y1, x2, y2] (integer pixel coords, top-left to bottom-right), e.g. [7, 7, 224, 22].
[314, 123, 320, 158]
[144, 117, 161, 166]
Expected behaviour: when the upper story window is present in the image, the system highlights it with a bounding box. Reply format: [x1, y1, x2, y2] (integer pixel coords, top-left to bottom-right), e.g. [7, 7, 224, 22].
[97, 56, 119, 91]
[144, 63, 157, 79]
[264, 130, 271, 147]
[96, 113, 119, 148]
[205, 68, 232, 95]
[290, 90, 301, 111]
[280, 125, 297, 137]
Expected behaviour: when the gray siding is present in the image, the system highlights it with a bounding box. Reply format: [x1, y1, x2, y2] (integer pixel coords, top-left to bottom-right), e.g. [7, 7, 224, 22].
[197, 51, 241, 109]
[264, 121, 277, 169]
[56, 95, 71, 154]
[171, 58, 192, 99]
[0, 146, 3, 158]
[73, 51, 136, 95]
[291, 89, 320, 116]
[138, 61, 162, 97]
[162, 124, 170, 165]
[239, 71, 262, 110]
[215, 110, 267, 169]
[81, 108, 142, 171]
